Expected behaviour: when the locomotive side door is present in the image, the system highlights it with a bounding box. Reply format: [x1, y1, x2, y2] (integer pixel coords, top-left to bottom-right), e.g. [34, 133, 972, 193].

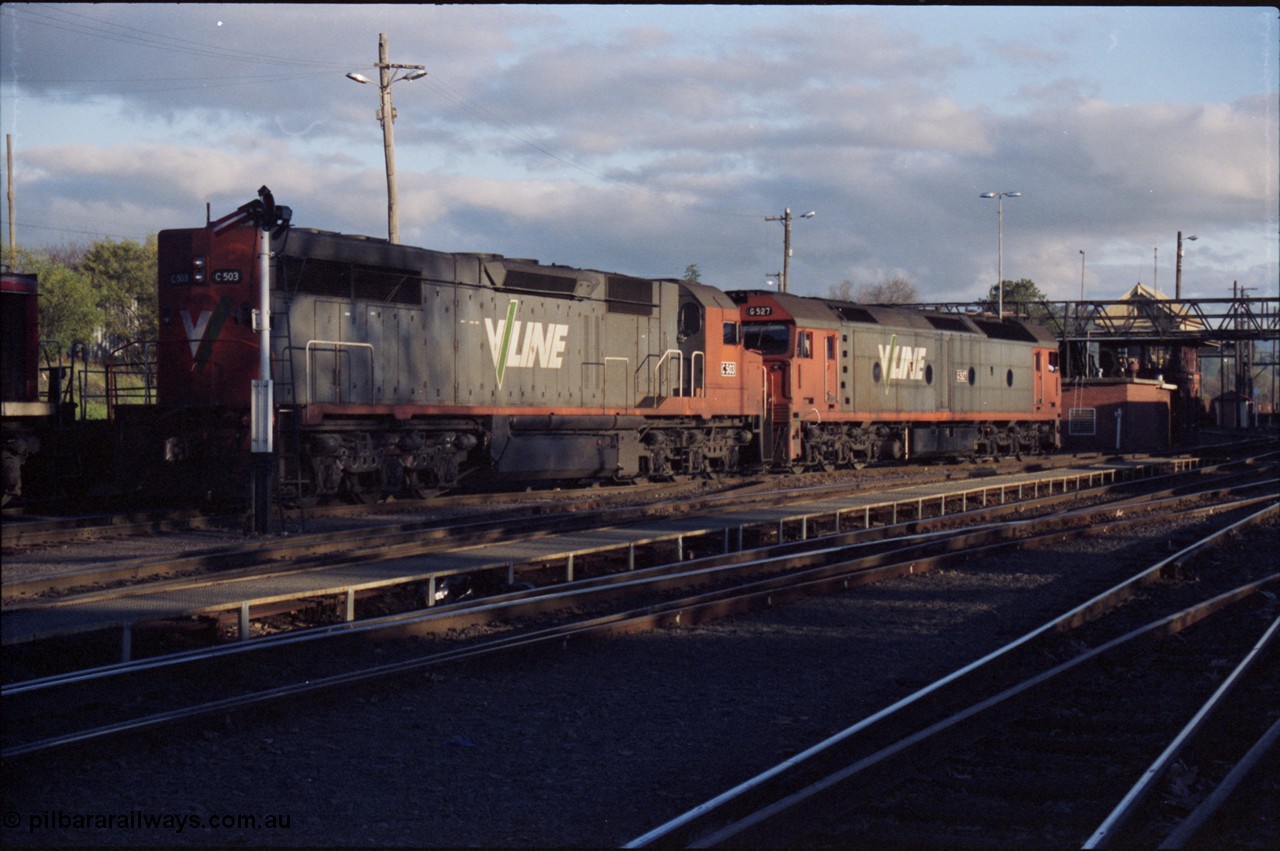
[1033, 347, 1060, 414]
[822, 332, 838, 409]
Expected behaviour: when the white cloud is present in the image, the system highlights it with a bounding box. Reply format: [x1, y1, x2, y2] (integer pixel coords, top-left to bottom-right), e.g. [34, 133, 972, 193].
[2, 4, 1275, 302]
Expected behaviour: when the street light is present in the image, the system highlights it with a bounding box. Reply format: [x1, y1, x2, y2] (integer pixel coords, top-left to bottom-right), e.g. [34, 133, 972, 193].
[1175, 231, 1198, 300]
[979, 191, 1021, 316]
[347, 33, 427, 244]
[1079, 249, 1086, 301]
[764, 208, 815, 293]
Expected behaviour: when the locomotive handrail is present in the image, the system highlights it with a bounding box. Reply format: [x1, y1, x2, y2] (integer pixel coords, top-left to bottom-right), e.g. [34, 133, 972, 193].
[104, 339, 157, 417]
[652, 349, 683, 398]
[760, 364, 772, 466]
[305, 340, 375, 405]
[691, 350, 705, 398]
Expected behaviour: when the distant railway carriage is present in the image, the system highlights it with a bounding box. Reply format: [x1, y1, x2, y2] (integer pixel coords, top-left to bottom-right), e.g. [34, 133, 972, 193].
[1, 270, 57, 504]
[730, 290, 1060, 468]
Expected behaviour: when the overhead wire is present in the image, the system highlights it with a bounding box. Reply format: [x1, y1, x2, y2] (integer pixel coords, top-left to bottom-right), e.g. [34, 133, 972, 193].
[4, 4, 352, 71]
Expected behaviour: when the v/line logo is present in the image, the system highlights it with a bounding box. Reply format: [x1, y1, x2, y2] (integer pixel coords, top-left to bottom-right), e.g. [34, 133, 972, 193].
[878, 335, 928, 383]
[484, 299, 570, 388]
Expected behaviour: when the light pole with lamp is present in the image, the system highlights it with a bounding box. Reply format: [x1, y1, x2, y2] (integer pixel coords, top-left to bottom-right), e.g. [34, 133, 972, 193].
[979, 191, 1021, 316]
[764, 208, 815, 293]
[347, 33, 427, 244]
[1175, 231, 1197, 299]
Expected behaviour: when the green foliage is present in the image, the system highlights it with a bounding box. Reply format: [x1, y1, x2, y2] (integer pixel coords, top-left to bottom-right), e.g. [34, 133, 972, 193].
[80, 235, 158, 343]
[683, 263, 701, 283]
[8, 235, 159, 359]
[983, 277, 1046, 308]
[981, 278, 1060, 324]
[10, 246, 102, 358]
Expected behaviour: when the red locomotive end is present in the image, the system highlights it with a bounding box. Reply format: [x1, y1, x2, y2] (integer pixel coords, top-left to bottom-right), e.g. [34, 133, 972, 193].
[1, 271, 43, 407]
[156, 221, 260, 408]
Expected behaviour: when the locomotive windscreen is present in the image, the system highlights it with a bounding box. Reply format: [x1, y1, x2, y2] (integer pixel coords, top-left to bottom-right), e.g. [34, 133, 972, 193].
[743, 322, 791, 355]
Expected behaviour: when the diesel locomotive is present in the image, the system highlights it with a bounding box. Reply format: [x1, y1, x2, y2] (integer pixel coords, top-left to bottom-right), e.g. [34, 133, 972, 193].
[732, 291, 1061, 470]
[130, 194, 1060, 502]
[146, 202, 765, 502]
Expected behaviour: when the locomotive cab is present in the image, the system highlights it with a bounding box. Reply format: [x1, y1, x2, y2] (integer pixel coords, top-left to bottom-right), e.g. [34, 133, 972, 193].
[731, 290, 839, 468]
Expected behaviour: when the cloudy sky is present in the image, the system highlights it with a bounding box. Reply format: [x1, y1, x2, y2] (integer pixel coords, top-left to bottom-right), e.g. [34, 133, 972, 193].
[2, 4, 1277, 303]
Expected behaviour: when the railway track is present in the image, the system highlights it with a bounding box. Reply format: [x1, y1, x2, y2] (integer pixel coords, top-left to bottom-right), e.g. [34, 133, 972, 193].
[1, 460, 1167, 612]
[6, 449, 1166, 554]
[1, 457, 1223, 662]
[4, 461, 1274, 762]
[627, 504, 1279, 848]
[0, 475, 733, 551]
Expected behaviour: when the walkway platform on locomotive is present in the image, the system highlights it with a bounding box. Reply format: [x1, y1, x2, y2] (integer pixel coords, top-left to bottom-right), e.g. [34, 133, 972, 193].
[1, 458, 1195, 651]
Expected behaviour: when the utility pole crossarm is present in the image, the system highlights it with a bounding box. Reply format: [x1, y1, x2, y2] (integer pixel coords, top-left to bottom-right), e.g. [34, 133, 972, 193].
[346, 33, 427, 245]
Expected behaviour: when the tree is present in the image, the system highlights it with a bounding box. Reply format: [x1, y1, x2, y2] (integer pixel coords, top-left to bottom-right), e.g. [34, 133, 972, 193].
[981, 278, 1057, 323]
[828, 275, 919, 304]
[80, 235, 159, 345]
[10, 246, 103, 357]
[682, 263, 701, 283]
[857, 275, 918, 304]
[829, 280, 856, 301]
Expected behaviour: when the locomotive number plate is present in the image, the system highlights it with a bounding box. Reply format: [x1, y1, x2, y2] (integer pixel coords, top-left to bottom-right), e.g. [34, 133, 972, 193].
[721, 361, 737, 377]
[213, 269, 243, 283]
[745, 306, 773, 317]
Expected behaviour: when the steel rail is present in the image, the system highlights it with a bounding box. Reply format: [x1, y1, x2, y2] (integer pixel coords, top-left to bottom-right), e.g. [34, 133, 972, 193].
[0, 476, 743, 549]
[6, 477, 1272, 698]
[624, 501, 1280, 848]
[681, 578, 1278, 849]
[1084, 613, 1280, 848]
[5, 477, 1274, 700]
[0, 463, 1135, 621]
[4, 486, 1273, 759]
[1157, 715, 1280, 849]
[2, 455, 1226, 618]
[2, 454, 1207, 598]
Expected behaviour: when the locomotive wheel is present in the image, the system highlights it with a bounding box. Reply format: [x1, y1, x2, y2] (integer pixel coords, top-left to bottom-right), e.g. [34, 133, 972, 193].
[339, 474, 371, 504]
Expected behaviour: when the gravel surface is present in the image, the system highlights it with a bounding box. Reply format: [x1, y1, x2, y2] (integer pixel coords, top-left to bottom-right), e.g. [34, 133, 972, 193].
[3, 496, 1275, 847]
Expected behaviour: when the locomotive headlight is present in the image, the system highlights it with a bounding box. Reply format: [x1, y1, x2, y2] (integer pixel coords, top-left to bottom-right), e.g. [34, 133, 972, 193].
[193, 256, 206, 283]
